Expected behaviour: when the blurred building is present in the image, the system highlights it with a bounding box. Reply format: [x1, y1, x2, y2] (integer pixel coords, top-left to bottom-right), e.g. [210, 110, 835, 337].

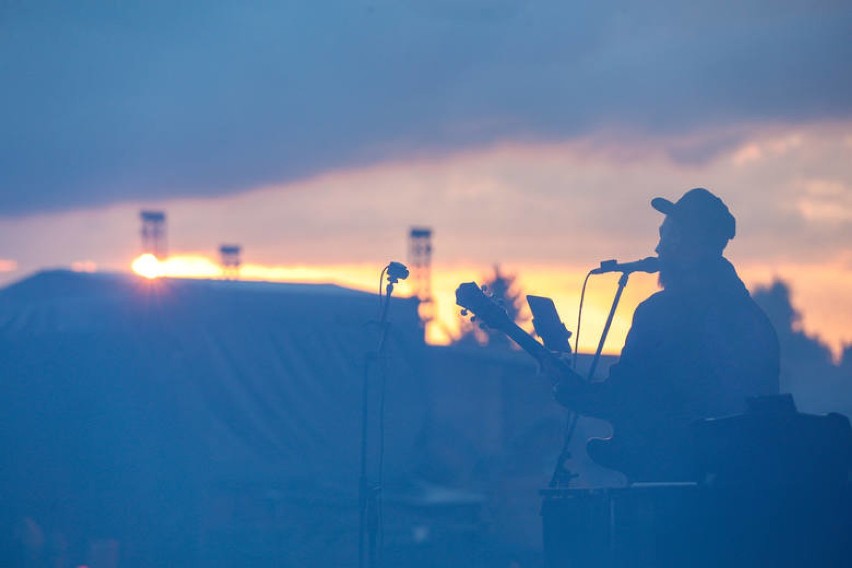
[0, 270, 596, 566]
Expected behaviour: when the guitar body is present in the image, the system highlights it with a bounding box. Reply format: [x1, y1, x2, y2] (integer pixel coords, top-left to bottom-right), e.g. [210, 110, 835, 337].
[586, 419, 695, 481]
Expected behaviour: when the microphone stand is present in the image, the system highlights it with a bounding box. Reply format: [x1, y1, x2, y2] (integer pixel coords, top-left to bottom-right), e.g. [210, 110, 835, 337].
[549, 268, 637, 486]
[588, 272, 630, 381]
[549, 410, 580, 487]
[358, 270, 399, 568]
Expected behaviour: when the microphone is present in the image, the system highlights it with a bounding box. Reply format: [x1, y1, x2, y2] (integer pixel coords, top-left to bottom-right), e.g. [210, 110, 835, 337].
[590, 256, 660, 275]
[387, 261, 410, 281]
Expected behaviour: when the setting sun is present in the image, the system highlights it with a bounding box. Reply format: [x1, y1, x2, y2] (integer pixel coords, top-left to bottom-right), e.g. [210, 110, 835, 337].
[131, 253, 162, 279]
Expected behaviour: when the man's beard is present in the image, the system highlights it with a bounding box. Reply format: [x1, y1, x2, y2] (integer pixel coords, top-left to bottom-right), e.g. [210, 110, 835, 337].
[658, 260, 689, 290]
[658, 256, 723, 290]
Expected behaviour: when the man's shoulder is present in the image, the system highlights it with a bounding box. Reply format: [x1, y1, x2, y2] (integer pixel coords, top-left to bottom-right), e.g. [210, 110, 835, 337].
[626, 290, 680, 331]
[635, 290, 671, 315]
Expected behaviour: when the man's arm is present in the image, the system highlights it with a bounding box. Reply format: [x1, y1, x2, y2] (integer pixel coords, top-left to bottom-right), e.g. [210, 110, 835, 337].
[549, 294, 668, 420]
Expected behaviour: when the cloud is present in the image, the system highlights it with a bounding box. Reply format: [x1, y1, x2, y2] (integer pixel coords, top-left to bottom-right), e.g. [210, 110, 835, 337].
[1, 1, 850, 216]
[796, 179, 852, 223]
[2, 121, 848, 268]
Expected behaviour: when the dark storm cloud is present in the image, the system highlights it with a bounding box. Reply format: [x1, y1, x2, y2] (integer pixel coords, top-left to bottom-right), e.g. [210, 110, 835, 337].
[1, 0, 850, 216]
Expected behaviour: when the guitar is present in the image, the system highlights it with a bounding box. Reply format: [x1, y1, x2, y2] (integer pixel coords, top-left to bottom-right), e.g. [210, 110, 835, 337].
[455, 281, 581, 386]
[455, 281, 654, 480]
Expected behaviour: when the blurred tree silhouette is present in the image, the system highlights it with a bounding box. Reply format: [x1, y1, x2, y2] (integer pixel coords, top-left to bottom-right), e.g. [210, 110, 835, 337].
[752, 280, 834, 370]
[752, 280, 852, 416]
[456, 265, 529, 349]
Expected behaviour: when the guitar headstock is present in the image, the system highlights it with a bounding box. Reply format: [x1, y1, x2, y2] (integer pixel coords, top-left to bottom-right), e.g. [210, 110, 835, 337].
[454, 281, 513, 331]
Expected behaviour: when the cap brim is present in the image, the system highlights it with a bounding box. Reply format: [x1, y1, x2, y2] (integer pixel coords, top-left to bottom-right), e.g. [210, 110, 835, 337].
[651, 197, 674, 214]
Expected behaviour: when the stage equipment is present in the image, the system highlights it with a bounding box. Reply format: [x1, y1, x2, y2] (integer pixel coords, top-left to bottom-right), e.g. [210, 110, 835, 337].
[140, 210, 167, 259]
[590, 257, 660, 275]
[408, 227, 434, 323]
[358, 262, 408, 568]
[219, 244, 241, 280]
[542, 398, 852, 566]
[585, 257, 658, 380]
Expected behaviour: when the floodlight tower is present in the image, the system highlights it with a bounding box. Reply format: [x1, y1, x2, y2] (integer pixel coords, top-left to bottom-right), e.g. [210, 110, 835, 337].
[408, 227, 434, 323]
[219, 244, 242, 280]
[140, 210, 167, 259]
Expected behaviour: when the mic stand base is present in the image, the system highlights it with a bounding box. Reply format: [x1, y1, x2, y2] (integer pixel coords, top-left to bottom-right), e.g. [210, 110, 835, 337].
[549, 411, 580, 488]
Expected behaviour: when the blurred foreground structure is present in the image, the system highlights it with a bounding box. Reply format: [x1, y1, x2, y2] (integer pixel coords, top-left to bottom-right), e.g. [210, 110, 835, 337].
[0, 271, 580, 566]
[0, 271, 849, 566]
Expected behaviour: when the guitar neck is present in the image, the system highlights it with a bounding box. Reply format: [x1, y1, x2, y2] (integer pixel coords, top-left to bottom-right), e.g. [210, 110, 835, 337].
[454, 281, 566, 369]
[499, 320, 554, 363]
[500, 320, 585, 392]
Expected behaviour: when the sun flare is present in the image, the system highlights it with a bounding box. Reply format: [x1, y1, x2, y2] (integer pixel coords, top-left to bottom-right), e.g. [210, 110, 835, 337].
[131, 254, 162, 279]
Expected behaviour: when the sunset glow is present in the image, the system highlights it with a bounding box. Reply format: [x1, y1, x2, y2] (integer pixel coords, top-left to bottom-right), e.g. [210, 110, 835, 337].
[9, 121, 849, 360]
[125, 252, 662, 355]
[122, 251, 852, 360]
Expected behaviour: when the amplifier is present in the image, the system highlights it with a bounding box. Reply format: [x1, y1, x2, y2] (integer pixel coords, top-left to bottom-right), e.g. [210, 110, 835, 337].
[541, 482, 851, 567]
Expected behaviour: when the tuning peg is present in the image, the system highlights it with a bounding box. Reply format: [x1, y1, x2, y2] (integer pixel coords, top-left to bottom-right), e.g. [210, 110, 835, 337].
[481, 284, 488, 292]
[460, 309, 469, 316]
[470, 316, 477, 323]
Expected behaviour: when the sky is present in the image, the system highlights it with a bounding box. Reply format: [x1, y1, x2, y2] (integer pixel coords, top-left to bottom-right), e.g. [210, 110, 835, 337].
[1, 1, 851, 354]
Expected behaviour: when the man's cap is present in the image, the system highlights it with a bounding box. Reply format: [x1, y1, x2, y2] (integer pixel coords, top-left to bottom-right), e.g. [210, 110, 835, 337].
[651, 187, 736, 243]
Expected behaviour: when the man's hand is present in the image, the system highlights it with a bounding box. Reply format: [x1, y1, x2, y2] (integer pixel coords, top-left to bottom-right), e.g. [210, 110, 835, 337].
[538, 352, 586, 408]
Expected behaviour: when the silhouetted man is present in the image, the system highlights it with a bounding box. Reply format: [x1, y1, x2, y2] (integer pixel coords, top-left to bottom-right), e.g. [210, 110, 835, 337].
[554, 188, 780, 481]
